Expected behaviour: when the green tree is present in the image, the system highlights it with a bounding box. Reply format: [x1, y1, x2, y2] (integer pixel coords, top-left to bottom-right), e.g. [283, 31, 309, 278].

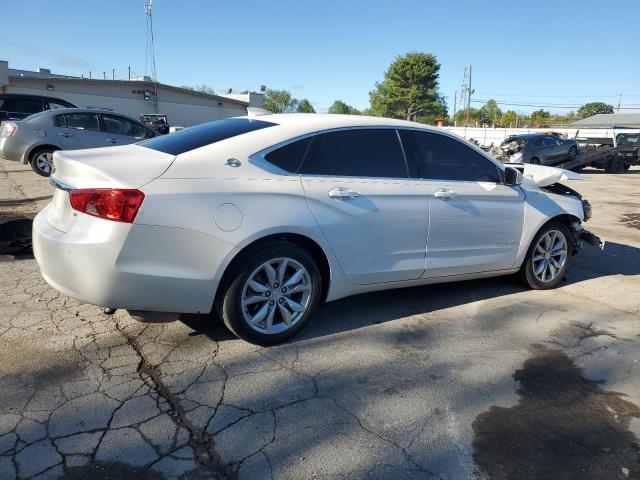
[478, 99, 502, 124]
[297, 99, 316, 113]
[454, 107, 479, 126]
[500, 110, 518, 127]
[369, 52, 447, 121]
[262, 89, 299, 113]
[328, 100, 360, 115]
[577, 102, 614, 119]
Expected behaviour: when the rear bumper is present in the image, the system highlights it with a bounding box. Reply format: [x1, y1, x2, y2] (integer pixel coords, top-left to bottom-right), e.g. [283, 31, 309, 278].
[33, 207, 237, 313]
[0, 138, 27, 163]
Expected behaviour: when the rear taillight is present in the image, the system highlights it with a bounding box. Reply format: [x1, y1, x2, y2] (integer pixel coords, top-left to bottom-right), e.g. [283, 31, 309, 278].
[69, 189, 145, 223]
[1, 123, 17, 138]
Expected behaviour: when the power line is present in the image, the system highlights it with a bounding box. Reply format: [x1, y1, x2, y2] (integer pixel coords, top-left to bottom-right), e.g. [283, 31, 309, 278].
[474, 92, 640, 98]
[471, 99, 640, 109]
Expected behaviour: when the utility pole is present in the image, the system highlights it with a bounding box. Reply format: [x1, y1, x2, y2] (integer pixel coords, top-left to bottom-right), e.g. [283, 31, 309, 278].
[112, 69, 115, 80]
[617, 94, 622, 113]
[103, 71, 106, 80]
[128, 66, 131, 81]
[89, 71, 92, 79]
[464, 65, 473, 126]
[453, 90, 457, 126]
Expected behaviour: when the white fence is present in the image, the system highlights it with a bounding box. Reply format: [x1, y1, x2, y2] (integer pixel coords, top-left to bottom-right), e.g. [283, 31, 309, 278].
[439, 126, 640, 147]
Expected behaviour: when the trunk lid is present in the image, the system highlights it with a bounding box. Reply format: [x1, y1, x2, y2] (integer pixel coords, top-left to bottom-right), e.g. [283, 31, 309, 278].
[46, 144, 174, 232]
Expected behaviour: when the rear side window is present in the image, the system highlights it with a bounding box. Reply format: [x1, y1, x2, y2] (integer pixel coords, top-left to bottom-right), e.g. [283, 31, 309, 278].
[53, 114, 66, 127]
[400, 130, 500, 182]
[300, 129, 407, 178]
[63, 113, 100, 132]
[140, 118, 276, 155]
[264, 137, 312, 173]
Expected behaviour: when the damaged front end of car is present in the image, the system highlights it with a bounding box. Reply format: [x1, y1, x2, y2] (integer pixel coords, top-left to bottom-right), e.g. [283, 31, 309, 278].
[505, 163, 605, 253]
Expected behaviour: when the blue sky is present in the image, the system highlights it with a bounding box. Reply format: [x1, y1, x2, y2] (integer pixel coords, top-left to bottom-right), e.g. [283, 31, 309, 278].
[4, 0, 640, 114]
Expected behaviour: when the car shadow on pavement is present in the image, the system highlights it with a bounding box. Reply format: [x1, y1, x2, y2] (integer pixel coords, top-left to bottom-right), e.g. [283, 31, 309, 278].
[180, 242, 639, 345]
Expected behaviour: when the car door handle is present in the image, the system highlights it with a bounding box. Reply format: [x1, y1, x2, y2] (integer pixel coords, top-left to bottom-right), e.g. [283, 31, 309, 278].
[328, 187, 361, 200]
[58, 132, 70, 138]
[106, 138, 117, 144]
[434, 189, 458, 199]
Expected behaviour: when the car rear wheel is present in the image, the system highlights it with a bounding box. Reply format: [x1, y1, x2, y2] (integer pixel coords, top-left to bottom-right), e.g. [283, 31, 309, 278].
[530, 157, 541, 165]
[218, 241, 322, 345]
[520, 222, 573, 290]
[30, 147, 57, 177]
[568, 146, 578, 161]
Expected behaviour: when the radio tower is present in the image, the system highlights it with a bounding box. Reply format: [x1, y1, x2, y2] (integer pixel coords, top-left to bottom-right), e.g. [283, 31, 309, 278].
[144, 0, 158, 111]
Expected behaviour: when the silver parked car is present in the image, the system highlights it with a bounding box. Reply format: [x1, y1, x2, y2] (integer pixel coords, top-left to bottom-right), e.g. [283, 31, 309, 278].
[0, 108, 157, 176]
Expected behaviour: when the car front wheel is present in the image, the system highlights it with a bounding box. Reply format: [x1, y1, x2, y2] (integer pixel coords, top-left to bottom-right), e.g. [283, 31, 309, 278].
[218, 241, 322, 344]
[520, 222, 573, 289]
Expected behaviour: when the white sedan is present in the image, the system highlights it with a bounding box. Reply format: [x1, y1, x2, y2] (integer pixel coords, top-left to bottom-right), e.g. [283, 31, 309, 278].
[33, 113, 599, 344]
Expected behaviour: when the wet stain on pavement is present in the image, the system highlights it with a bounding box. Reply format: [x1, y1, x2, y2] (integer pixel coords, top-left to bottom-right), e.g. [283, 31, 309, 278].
[472, 345, 640, 479]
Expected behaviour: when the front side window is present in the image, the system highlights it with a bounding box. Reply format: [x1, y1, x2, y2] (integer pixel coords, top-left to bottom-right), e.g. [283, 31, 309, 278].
[140, 118, 277, 155]
[400, 130, 500, 182]
[300, 129, 407, 178]
[102, 114, 146, 138]
[63, 113, 100, 131]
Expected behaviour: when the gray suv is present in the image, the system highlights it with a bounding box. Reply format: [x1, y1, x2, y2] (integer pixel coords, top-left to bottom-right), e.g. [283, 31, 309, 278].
[0, 108, 156, 176]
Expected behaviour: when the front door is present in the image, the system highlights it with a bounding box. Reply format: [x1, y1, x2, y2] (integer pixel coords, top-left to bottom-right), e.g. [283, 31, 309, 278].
[300, 128, 428, 284]
[100, 114, 149, 146]
[399, 129, 525, 278]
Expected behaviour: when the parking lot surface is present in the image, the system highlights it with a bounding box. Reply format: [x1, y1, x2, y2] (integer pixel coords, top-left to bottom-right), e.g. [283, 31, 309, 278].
[1, 159, 639, 480]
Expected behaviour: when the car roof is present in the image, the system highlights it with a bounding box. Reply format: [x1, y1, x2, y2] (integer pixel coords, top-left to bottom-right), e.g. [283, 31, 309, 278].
[257, 113, 436, 132]
[506, 133, 549, 140]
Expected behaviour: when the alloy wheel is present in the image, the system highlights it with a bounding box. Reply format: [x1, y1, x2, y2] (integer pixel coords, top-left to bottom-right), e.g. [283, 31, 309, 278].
[35, 152, 53, 174]
[241, 257, 312, 334]
[532, 230, 568, 283]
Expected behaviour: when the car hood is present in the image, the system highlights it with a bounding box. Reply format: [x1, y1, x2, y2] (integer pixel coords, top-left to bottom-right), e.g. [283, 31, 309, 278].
[505, 163, 583, 187]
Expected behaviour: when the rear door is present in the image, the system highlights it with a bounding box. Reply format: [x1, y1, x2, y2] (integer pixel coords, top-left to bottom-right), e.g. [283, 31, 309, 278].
[100, 114, 151, 145]
[300, 128, 428, 284]
[399, 130, 525, 278]
[53, 112, 108, 149]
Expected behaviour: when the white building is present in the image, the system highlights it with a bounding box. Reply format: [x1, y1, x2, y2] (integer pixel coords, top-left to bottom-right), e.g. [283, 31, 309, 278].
[0, 60, 263, 127]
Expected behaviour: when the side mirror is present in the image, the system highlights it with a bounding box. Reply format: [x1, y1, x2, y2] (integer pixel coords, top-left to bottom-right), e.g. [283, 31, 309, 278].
[504, 166, 522, 186]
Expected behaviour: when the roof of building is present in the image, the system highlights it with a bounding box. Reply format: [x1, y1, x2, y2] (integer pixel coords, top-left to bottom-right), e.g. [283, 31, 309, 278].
[571, 113, 640, 128]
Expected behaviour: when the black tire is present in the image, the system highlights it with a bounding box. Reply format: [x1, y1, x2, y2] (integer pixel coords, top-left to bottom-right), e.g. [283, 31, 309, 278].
[520, 221, 573, 290]
[623, 164, 631, 171]
[217, 241, 322, 345]
[567, 146, 578, 161]
[29, 147, 58, 177]
[530, 157, 541, 165]
[605, 157, 625, 174]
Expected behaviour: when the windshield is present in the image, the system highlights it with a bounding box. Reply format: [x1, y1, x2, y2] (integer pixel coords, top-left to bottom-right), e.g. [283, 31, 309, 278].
[139, 117, 277, 155]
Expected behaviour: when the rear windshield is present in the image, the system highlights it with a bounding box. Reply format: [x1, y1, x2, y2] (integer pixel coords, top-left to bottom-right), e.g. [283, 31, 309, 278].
[139, 117, 277, 155]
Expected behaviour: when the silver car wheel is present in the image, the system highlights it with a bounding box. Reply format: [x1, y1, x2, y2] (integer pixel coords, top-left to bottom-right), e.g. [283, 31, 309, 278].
[532, 230, 568, 283]
[35, 152, 53, 174]
[241, 257, 312, 334]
